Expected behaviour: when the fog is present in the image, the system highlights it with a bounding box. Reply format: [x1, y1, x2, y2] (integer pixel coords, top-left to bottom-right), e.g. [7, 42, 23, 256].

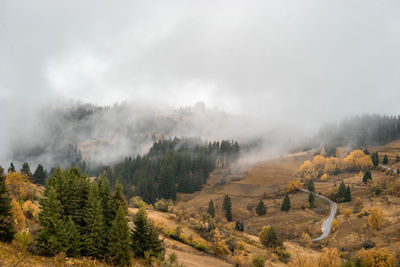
[1, 1, 400, 167]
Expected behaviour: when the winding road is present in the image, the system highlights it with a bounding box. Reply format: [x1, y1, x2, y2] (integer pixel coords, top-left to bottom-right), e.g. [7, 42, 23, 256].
[299, 188, 337, 241]
[379, 164, 397, 173]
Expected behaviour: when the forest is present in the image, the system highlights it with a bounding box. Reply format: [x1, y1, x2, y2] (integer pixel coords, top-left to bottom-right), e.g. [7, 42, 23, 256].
[101, 138, 240, 203]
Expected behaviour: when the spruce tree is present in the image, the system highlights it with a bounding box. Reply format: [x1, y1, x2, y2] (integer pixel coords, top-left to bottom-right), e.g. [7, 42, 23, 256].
[345, 185, 352, 202]
[363, 170, 372, 184]
[131, 208, 164, 258]
[338, 181, 347, 201]
[83, 182, 105, 257]
[0, 166, 15, 242]
[107, 204, 131, 266]
[111, 180, 127, 218]
[158, 153, 176, 200]
[281, 194, 291, 212]
[32, 164, 47, 185]
[256, 200, 267, 216]
[308, 192, 315, 208]
[36, 186, 67, 255]
[207, 199, 215, 218]
[64, 216, 81, 257]
[383, 154, 388, 165]
[371, 152, 379, 167]
[223, 195, 232, 221]
[98, 176, 113, 229]
[20, 162, 32, 177]
[7, 162, 15, 173]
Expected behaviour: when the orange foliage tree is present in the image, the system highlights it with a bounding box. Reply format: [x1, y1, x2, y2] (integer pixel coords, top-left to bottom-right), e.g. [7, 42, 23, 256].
[5, 172, 34, 200]
[368, 207, 384, 230]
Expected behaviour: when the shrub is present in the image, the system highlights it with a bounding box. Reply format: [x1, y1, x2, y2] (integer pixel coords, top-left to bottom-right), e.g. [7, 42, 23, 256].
[356, 248, 394, 267]
[320, 173, 328, 182]
[331, 219, 339, 233]
[361, 239, 375, 249]
[343, 208, 353, 218]
[318, 247, 341, 267]
[235, 221, 244, 232]
[300, 232, 312, 248]
[259, 226, 282, 248]
[274, 246, 290, 263]
[13, 228, 32, 250]
[368, 207, 384, 230]
[154, 199, 173, 212]
[191, 239, 210, 252]
[252, 255, 265, 267]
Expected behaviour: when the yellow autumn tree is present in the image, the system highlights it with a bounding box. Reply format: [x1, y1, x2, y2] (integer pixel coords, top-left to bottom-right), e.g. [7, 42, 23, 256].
[343, 209, 353, 218]
[320, 173, 328, 182]
[299, 160, 314, 179]
[331, 219, 339, 232]
[324, 157, 341, 175]
[213, 229, 229, 255]
[5, 172, 35, 200]
[287, 180, 302, 193]
[356, 248, 394, 267]
[11, 198, 25, 231]
[368, 207, 384, 230]
[318, 247, 342, 267]
[289, 255, 316, 267]
[22, 200, 40, 221]
[343, 150, 373, 172]
[312, 155, 326, 177]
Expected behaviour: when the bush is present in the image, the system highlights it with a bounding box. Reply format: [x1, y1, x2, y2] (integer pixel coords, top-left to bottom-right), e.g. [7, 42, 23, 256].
[361, 239, 375, 249]
[300, 232, 312, 248]
[356, 248, 394, 267]
[191, 239, 210, 252]
[154, 199, 173, 212]
[287, 180, 302, 193]
[259, 226, 282, 248]
[368, 207, 384, 230]
[318, 247, 341, 267]
[343, 208, 353, 218]
[13, 229, 32, 250]
[331, 219, 339, 233]
[252, 255, 265, 267]
[235, 221, 244, 232]
[274, 246, 290, 263]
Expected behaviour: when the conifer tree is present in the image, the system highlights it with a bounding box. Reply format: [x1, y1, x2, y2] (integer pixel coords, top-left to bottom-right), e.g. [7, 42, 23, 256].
[32, 164, 47, 185]
[0, 166, 15, 242]
[107, 204, 131, 266]
[281, 194, 291, 212]
[371, 152, 379, 167]
[207, 199, 215, 218]
[256, 200, 267, 216]
[383, 154, 388, 165]
[131, 208, 164, 258]
[338, 181, 347, 201]
[83, 182, 105, 257]
[158, 153, 176, 200]
[363, 170, 372, 184]
[308, 192, 315, 208]
[64, 216, 81, 257]
[223, 195, 232, 221]
[36, 186, 67, 254]
[345, 185, 352, 202]
[307, 179, 315, 192]
[7, 162, 15, 173]
[20, 162, 32, 178]
[111, 180, 127, 218]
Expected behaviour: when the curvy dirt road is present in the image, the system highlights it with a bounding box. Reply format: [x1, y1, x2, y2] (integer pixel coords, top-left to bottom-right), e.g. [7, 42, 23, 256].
[299, 188, 337, 241]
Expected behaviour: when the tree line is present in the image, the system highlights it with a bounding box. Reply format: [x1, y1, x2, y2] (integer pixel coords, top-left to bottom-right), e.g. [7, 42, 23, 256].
[101, 138, 240, 203]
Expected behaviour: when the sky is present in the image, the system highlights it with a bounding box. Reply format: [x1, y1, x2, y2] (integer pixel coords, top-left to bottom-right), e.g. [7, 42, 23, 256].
[1, 0, 400, 128]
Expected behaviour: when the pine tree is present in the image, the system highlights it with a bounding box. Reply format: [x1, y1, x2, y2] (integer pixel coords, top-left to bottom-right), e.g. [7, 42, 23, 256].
[281, 194, 291, 212]
[207, 200, 215, 218]
[223, 195, 232, 221]
[98, 176, 113, 229]
[307, 179, 315, 192]
[308, 192, 315, 208]
[0, 166, 15, 242]
[345, 185, 352, 202]
[383, 154, 388, 165]
[83, 182, 105, 257]
[32, 164, 47, 185]
[107, 204, 131, 266]
[363, 170, 372, 184]
[256, 200, 267, 216]
[36, 186, 67, 255]
[20, 162, 32, 177]
[7, 163, 15, 173]
[131, 208, 164, 258]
